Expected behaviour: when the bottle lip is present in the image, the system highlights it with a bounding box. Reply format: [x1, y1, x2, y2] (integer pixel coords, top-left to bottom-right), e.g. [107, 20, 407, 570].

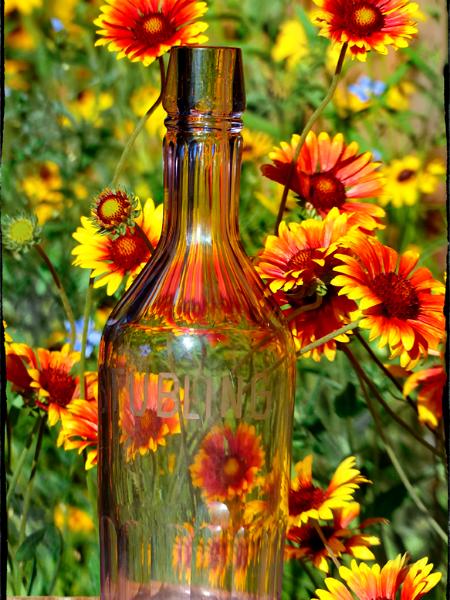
[172, 45, 242, 52]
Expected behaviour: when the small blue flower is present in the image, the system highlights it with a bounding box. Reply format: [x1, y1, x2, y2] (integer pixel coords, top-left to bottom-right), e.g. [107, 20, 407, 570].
[348, 75, 386, 103]
[371, 149, 383, 162]
[65, 318, 102, 358]
[51, 18, 65, 32]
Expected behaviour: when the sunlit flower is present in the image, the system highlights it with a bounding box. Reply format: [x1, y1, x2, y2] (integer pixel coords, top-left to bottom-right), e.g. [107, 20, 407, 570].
[94, 0, 209, 67]
[271, 19, 309, 70]
[5, 0, 42, 14]
[20, 161, 64, 224]
[255, 208, 360, 360]
[312, 0, 419, 62]
[289, 455, 369, 527]
[286, 502, 383, 573]
[5, 59, 31, 91]
[57, 375, 98, 470]
[2, 213, 41, 253]
[404, 364, 446, 428]
[91, 188, 140, 236]
[130, 84, 166, 138]
[54, 503, 95, 533]
[28, 345, 81, 425]
[241, 129, 273, 163]
[190, 423, 264, 502]
[386, 80, 415, 111]
[72, 198, 163, 296]
[119, 373, 180, 461]
[332, 237, 445, 367]
[262, 132, 385, 232]
[312, 554, 441, 599]
[64, 89, 114, 126]
[6, 25, 36, 50]
[379, 156, 445, 207]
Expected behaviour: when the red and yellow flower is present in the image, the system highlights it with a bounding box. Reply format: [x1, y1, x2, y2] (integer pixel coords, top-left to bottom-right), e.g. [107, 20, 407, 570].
[255, 208, 360, 360]
[72, 198, 163, 296]
[190, 423, 264, 502]
[6, 342, 37, 398]
[286, 502, 382, 573]
[91, 188, 140, 236]
[261, 132, 385, 232]
[119, 373, 181, 461]
[404, 364, 446, 428]
[57, 373, 99, 470]
[27, 345, 82, 425]
[289, 455, 369, 527]
[312, 554, 441, 599]
[94, 0, 209, 67]
[332, 237, 445, 367]
[312, 0, 419, 62]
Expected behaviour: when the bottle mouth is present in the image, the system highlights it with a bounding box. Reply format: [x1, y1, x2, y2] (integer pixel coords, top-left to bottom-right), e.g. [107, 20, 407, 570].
[163, 45, 246, 117]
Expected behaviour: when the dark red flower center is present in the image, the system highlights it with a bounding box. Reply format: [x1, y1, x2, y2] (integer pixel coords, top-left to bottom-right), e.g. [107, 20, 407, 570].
[397, 169, 416, 182]
[94, 190, 131, 228]
[347, 2, 385, 36]
[371, 272, 421, 320]
[288, 525, 334, 554]
[134, 409, 163, 447]
[40, 367, 77, 407]
[308, 173, 347, 211]
[135, 12, 174, 45]
[287, 248, 315, 271]
[108, 232, 149, 272]
[221, 455, 246, 487]
[289, 485, 327, 517]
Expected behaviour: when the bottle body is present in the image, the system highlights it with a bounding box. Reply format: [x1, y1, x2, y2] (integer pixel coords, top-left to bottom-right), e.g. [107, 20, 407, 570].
[98, 47, 296, 600]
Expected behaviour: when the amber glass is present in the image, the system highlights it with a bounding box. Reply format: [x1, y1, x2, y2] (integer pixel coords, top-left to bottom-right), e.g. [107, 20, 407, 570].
[98, 46, 296, 600]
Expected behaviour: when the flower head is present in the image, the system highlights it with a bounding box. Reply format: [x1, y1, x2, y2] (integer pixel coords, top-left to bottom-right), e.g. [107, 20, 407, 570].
[312, 555, 441, 599]
[379, 156, 445, 207]
[262, 132, 385, 232]
[241, 129, 274, 163]
[94, 0, 209, 67]
[289, 455, 369, 527]
[255, 208, 360, 360]
[6, 342, 38, 398]
[190, 423, 264, 502]
[404, 364, 446, 428]
[54, 503, 95, 533]
[91, 188, 140, 236]
[2, 214, 41, 253]
[271, 19, 309, 70]
[20, 161, 63, 224]
[312, 0, 419, 62]
[332, 237, 445, 367]
[72, 197, 163, 296]
[119, 373, 180, 461]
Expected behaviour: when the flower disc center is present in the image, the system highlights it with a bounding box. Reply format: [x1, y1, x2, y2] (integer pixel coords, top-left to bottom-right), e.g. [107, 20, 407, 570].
[136, 13, 173, 44]
[289, 485, 327, 516]
[41, 367, 77, 407]
[397, 168, 416, 182]
[109, 233, 148, 271]
[223, 457, 241, 478]
[371, 272, 420, 320]
[349, 3, 384, 35]
[9, 219, 34, 244]
[309, 173, 347, 211]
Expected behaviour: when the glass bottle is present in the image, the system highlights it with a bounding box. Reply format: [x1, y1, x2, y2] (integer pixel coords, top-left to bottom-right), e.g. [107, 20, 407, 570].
[98, 46, 296, 600]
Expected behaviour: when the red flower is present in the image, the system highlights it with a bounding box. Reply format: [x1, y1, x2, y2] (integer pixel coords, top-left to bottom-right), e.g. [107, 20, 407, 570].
[404, 364, 446, 428]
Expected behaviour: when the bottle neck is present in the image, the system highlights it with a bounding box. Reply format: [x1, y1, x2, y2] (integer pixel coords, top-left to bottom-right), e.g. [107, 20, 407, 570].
[159, 115, 243, 250]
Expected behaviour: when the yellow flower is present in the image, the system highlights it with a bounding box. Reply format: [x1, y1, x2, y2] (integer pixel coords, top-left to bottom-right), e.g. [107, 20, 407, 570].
[47, 0, 77, 26]
[54, 503, 95, 533]
[2, 213, 41, 253]
[241, 129, 273, 163]
[386, 81, 416, 111]
[5, 0, 42, 14]
[20, 161, 64, 224]
[65, 89, 114, 126]
[380, 155, 445, 207]
[271, 19, 309, 70]
[6, 25, 36, 51]
[5, 59, 30, 91]
[130, 85, 166, 138]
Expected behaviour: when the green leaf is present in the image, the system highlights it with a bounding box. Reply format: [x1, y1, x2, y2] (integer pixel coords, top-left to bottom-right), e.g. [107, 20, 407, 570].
[16, 528, 46, 562]
[334, 382, 365, 418]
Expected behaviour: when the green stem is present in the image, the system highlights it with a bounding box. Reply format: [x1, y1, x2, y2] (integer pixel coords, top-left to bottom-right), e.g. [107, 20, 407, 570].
[6, 417, 41, 506]
[344, 348, 447, 543]
[35, 244, 76, 350]
[298, 319, 361, 356]
[79, 277, 94, 400]
[18, 415, 46, 546]
[274, 43, 348, 233]
[111, 57, 166, 187]
[313, 521, 340, 570]
[342, 346, 442, 458]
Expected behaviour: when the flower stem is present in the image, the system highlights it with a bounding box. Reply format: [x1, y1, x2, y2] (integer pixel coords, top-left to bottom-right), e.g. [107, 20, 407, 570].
[35, 244, 76, 350]
[135, 222, 154, 255]
[347, 354, 447, 543]
[18, 414, 46, 546]
[298, 319, 361, 356]
[342, 346, 442, 459]
[313, 521, 341, 569]
[6, 416, 41, 506]
[111, 57, 166, 188]
[273, 43, 348, 234]
[79, 276, 94, 400]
